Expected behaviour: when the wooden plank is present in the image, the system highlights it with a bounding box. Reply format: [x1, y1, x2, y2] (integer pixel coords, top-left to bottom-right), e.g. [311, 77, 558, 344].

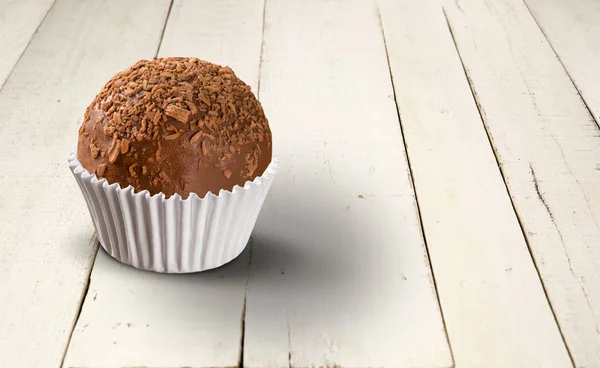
[243, 0, 452, 367]
[158, 0, 265, 90]
[525, 0, 600, 126]
[63, 1, 265, 367]
[63, 251, 251, 368]
[378, 0, 574, 366]
[441, 0, 600, 366]
[0, 0, 55, 88]
[0, 0, 171, 367]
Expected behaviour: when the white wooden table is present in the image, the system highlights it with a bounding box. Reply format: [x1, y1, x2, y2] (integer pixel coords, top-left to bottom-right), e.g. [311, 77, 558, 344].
[1, 0, 599, 367]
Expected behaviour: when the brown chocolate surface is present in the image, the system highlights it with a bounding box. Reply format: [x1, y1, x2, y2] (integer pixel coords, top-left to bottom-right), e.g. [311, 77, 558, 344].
[77, 57, 272, 198]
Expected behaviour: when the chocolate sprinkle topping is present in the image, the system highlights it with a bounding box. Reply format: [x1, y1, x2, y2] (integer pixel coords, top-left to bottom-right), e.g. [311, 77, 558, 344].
[77, 57, 272, 198]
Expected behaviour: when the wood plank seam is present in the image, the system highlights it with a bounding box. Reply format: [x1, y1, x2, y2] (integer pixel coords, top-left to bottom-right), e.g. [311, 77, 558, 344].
[528, 163, 597, 319]
[286, 312, 292, 368]
[61, 3, 176, 366]
[521, 0, 600, 132]
[376, 2, 456, 367]
[244, 0, 453, 365]
[59, 235, 100, 368]
[65, 1, 266, 365]
[442, 8, 577, 366]
[521, 4, 600, 278]
[155, 0, 175, 58]
[239, 294, 247, 368]
[255, 0, 268, 98]
[0, 0, 57, 91]
[240, 1, 268, 366]
[239, 239, 254, 368]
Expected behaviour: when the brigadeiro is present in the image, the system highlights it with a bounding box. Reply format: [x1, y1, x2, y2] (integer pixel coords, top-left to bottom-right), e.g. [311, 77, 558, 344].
[69, 57, 278, 273]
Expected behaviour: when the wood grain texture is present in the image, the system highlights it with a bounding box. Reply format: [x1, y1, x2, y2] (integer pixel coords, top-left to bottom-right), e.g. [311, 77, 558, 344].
[525, 0, 600, 127]
[379, 0, 573, 366]
[0, 0, 170, 367]
[0, 0, 55, 89]
[63, 0, 265, 367]
[63, 251, 250, 367]
[243, 0, 452, 367]
[159, 0, 265, 90]
[443, 0, 600, 366]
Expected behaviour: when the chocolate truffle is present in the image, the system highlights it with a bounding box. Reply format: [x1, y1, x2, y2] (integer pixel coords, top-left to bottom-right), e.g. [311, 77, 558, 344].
[77, 57, 272, 198]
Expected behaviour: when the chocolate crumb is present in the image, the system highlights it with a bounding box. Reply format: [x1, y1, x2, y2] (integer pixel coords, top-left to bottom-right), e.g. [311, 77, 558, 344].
[121, 139, 130, 154]
[165, 104, 190, 123]
[164, 132, 180, 140]
[185, 100, 197, 115]
[90, 140, 100, 159]
[104, 125, 115, 136]
[190, 131, 203, 145]
[107, 139, 121, 164]
[201, 140, 208, 156]
[129, 163, 139, 177]
[97, 164, 107, 177]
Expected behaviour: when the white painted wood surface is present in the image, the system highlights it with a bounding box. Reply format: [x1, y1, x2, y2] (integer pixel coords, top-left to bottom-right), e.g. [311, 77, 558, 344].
[443, 0, 600, 366]
[2, 0, 600, 366]
[0, 0, 55, 89]
[378, 0, 573, 366]
[63, 1, 265, 367]
[525, 0, 600, 126]
[0, 0, 170, 367]
[159, 0, 265, 91]
[63, 251, 250, 367]
[243, 0, 452, 367]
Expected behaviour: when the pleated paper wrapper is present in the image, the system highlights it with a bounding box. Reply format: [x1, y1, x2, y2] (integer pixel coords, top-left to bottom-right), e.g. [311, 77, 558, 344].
[68, 153, 278, 273]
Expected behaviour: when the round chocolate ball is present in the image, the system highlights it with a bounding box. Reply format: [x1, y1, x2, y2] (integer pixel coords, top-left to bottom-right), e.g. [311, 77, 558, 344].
[77, 57, 272, 198]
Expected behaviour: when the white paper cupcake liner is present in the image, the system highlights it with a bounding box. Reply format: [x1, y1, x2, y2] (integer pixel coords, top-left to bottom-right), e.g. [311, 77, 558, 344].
[68, 153, 278, 273]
